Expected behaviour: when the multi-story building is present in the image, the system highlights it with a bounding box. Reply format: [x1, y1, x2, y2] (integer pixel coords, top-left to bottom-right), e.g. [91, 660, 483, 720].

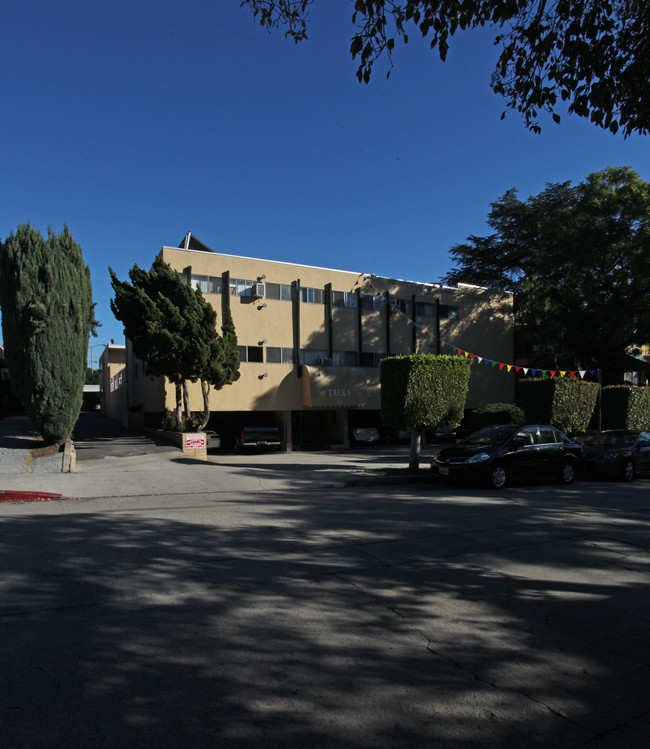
[98, 343, 127, 423]
[112, 233, 514, 448]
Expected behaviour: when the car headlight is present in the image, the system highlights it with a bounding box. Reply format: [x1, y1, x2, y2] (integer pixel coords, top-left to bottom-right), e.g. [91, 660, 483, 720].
[467, 452, 490, 463]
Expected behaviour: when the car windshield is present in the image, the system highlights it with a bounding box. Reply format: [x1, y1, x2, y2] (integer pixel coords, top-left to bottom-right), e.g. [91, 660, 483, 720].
[586, 432, 637, 448]
[461, 426, 517, 446]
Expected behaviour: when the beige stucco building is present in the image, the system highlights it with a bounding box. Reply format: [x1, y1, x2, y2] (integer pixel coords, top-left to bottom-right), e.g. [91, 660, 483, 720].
[109, 234, 514, 448]
[98, 343, 127, 424]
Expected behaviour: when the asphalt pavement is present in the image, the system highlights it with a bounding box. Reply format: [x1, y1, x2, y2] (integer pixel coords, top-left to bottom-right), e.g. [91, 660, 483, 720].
[1, 414, 649, 747]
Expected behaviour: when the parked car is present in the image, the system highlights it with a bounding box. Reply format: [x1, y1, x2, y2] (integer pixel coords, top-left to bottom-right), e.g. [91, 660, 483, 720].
[234, 425, 281, 450]
[382, 427, 456, 444]
[431, 424, 582, 489]
[205, 430, 221, 450]
[582, 430, 650, 481]
[350, 427, 380, 444]
[428, 426, 457, 443]
[381, 427, 412, 444]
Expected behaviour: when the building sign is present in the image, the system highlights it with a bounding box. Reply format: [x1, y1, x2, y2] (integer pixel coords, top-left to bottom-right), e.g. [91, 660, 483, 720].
[302, 365, 380, 409]
[327, 389, 352, 398]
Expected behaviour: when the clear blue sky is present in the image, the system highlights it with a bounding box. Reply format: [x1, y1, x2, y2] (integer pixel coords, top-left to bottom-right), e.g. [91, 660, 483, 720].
[2, 0, 648, 359]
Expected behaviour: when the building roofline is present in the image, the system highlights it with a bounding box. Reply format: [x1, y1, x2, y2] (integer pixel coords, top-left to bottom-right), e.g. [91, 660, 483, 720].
[160, 245, 485, 293]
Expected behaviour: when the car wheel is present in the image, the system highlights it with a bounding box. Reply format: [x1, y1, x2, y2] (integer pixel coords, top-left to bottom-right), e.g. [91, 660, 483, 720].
[559, 461, 575, 484]
[488, 464, 508, 489]
[621, 458, 635, 482]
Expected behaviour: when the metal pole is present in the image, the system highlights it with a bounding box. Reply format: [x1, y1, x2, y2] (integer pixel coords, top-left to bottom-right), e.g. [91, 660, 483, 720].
[597, 369, 603, 432]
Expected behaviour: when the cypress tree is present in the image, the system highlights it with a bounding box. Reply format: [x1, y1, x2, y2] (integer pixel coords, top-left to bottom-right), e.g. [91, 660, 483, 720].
[198, 302, 241, 429]
[0, 223, 96, 444]
[110, 257, 240, 430]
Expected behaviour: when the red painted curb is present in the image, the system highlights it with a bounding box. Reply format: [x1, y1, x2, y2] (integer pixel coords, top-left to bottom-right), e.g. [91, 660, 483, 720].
[0, 490, 63, 502]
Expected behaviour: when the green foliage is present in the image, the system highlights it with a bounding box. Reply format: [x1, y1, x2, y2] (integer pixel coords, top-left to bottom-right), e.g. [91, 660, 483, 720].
[206, 303, 241, 391]
[463, 402, 525, 431]
[160, 408, 205, 432]
[110, 257, 240, 425]
[85, 368, 100, 385]
[381, 354, 471, 429]
[444, 168, 650, 382]
[601, 386, 650, 430]
[110, 257, 202, 383]
[243, 1, 649, 136]
[519, 378, 600, 434]
[0, 223, 96, 443]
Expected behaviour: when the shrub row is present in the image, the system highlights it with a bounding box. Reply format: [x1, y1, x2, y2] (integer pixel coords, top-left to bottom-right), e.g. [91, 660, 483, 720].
[601, 386, 650, 429]
[463, 402, 525, 431]
[519, 378, 600, 434]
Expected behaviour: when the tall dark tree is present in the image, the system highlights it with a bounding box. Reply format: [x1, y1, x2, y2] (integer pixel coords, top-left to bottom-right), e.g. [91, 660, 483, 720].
[111, 258, 188, 423]
[0, 223, 97, 443]
[110, 257, 240, 428]
[242, 0, 650, 136]
[443, 167, 650, 382]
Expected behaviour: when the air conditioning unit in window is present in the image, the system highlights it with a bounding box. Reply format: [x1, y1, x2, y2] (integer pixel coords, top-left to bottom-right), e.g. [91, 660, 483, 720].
[317, 357, 333, 366]
[253, 283, 265, 298]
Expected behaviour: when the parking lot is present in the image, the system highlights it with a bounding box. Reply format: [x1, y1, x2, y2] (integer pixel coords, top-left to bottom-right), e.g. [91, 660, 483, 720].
[1, 428, 649, 747]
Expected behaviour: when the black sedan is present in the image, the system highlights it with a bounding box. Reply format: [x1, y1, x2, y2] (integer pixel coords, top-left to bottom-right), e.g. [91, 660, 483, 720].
[431, 424, 583, 489]
[582, 430, 650, 481]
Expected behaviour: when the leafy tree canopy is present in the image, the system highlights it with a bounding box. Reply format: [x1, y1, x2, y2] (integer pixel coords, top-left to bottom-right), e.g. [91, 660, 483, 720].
[110, 257, 240, 428]
[443, 166, 650, 381]
[242, 0, 649, 136]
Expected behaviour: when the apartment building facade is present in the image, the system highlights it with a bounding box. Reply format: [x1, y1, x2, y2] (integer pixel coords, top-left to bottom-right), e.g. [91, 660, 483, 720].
[115, 234, 514, 448]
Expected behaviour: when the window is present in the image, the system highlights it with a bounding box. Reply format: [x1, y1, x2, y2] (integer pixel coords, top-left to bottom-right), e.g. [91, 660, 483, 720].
[360, 351, 383, 367]
[415, 302, 436, 317]
[248, 346, 263, 363]
[177, 272, 222, 294]
[237, 345, 264, 363]
[230, 278, 255, 297]
[333, 291, 355, 308]
[390, 298, 411, 315]
[192, 275, 222, 294]
[266, 347, 294, 364]
[341, 350, 359, 366]
[266, 283, 292, 301]
[300, 287, 324, 304]
[439, 304, 460, 320]
[360, 294, 384, 311]
[301, 349, 330, 365]
[332, 290, 357, 308]
[538, 427, 557, 444]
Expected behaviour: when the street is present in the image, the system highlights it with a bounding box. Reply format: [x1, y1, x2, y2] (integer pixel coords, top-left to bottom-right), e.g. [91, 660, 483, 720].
[1, 445, 649, 747]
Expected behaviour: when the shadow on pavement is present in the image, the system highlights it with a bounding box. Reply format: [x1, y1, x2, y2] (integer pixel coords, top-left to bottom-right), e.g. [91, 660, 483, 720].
[1, 479, 649, 746]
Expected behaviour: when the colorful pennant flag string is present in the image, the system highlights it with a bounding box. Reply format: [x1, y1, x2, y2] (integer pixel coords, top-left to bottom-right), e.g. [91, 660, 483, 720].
[360, 275, 599, 379]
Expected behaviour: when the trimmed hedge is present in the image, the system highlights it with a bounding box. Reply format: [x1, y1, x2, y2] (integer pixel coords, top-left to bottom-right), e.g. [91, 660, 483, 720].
[519, 378, 599, 434]
[601, 386, 650, 429]
[463, 402, 525, 431]
[380, 354, 471, 429]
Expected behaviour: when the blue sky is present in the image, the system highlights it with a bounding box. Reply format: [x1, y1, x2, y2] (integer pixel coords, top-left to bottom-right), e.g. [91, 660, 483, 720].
[2, 0, 648, 359]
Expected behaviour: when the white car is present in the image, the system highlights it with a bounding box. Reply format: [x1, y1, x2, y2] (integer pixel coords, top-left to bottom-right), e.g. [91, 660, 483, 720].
[350, 427, 380, 443]
[205, 430, 221, 449]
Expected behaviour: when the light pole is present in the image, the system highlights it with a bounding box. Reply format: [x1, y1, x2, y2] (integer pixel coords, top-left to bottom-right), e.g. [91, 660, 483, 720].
[88, 340, 113, 371]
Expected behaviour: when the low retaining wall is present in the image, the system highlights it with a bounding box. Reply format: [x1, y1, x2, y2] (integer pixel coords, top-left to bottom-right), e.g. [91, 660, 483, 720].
[144, 429, 208, 460]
